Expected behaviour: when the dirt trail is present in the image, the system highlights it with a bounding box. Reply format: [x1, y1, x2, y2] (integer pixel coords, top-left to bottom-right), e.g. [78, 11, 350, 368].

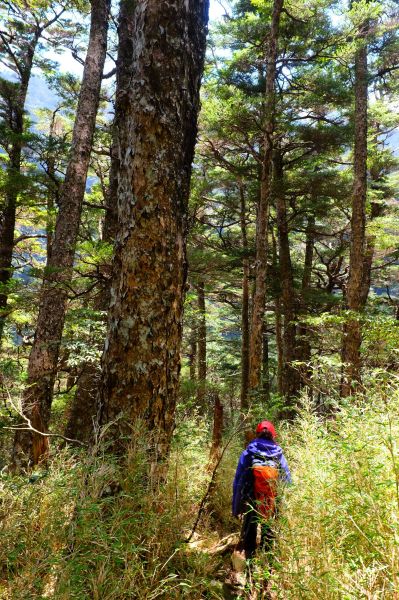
[185, 532, 276, 599]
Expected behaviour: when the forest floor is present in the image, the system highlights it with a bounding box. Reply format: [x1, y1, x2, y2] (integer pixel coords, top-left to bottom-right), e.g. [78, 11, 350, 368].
[186, 527, 278, 599]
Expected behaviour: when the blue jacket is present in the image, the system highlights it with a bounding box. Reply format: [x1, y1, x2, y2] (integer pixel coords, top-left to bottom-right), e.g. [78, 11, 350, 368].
[232, 438, 292, 517]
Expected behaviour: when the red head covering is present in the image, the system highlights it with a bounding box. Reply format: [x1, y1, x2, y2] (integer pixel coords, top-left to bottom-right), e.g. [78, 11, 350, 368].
[256, 420, 277, 440]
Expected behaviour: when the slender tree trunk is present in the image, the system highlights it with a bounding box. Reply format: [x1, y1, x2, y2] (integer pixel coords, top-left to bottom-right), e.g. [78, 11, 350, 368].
[272, 232, 284, 396]
[45, 110, 61, 263]
[196, 281, 207, 406]
[249, 0, 283, 392]
[274, 149, 299, 403]
[0, 40, 38, 342]
[297, 214, 315, 386]
[64, 0, 133, 443]
[98, 0, 209, 462]
[262, 324, 270, 401]
[188, 325, 197, 382]
[275, 297, 284, 396]
[341, 20, 368, 397]
[239, 184, 250, 411]
[12, 0, 110, 467]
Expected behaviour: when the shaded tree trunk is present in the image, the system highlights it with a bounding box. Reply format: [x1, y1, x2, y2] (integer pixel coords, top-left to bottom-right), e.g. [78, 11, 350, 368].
[196, 281, 207, 406]
[249, 0, 283, 393]
[64, 0, 133, 443]
[188, 325, 197, 382]
[272, 232, 283, 396]
[341, 19, 368, 397]
[208, 392, 223, 468]
[13, 0, 110, 467]
[274, 148, 299, 404]
[239, 183, 250, 411]
[297, 214, 315, 387]
[275, 297, 284, 396]
[262, 324, 270, 401]
[98, 0, 209, 462]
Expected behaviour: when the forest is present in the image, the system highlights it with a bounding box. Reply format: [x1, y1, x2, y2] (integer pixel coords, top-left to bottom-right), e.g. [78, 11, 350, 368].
[0, 0, 399, 597]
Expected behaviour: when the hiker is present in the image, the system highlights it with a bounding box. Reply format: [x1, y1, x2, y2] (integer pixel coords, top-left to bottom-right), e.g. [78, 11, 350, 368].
[232, 420, 291, 559]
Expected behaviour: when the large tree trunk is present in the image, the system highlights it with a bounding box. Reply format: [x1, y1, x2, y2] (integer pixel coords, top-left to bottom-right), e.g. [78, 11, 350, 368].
[98, 0, 209, 462]
[0, 39, 38, 342]
[12, 0, 110, 467]
[196, 281, 207, 406]
[248, 0, 283, 393]
[341, 20, 368, 397]
[64, 0, 133, 443]
[274, 149, 299, 405]
[239, 183, 250, 411]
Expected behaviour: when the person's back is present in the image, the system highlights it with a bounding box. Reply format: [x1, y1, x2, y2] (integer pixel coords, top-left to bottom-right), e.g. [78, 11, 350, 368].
[232, 420, 291, 559]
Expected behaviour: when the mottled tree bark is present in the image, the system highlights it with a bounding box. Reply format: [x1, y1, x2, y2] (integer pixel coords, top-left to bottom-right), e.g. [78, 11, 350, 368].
[249, 0, 283, 393]
[274, 149, 299, 404]
[196, 281, 207, 406]
[13, 0, 110, 467]
[98, 0, 209, 461]
[239, 184, 250, 411]
[341, 21, 368, 397]
[64, 0, 133, 443]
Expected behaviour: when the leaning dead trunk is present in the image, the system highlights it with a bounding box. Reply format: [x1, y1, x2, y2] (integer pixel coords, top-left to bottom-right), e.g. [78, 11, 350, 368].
[341, 17, 368, 397]
[249, 0, 283, 393]
[12, 0, 110, 467]
[98, 0, 209, 462]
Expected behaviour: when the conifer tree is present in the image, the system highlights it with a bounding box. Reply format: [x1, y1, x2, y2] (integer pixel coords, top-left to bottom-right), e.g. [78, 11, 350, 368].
[0, 1, 74, 342]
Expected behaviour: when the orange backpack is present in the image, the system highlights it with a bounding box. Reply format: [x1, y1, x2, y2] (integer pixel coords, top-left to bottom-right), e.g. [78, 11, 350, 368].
[252, 454, 279, 518]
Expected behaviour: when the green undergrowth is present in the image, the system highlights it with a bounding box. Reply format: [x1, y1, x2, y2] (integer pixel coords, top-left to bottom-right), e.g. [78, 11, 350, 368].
[264, 378, 399, 599]
[1, 381, 399, 599]
[0, 421, 235, 600]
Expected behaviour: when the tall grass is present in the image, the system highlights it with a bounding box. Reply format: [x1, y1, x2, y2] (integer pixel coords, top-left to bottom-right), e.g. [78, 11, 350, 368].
[1, 382, 399, 599]
[267, 381, 399, 599]
[0, 420, 226, 600]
